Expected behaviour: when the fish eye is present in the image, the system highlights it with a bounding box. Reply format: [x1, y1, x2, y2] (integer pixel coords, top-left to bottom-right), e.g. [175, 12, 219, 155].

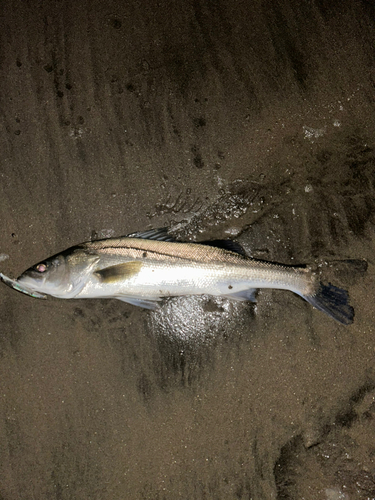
[35, 263, 48, 273]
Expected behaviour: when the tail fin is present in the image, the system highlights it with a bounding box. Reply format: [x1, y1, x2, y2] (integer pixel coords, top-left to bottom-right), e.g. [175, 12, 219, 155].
[304, 282, 354, 325]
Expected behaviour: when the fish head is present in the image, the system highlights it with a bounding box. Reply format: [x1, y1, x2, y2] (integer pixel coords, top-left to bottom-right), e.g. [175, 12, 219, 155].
[17, 253, 72, 297]
[17, 247, 100, 298]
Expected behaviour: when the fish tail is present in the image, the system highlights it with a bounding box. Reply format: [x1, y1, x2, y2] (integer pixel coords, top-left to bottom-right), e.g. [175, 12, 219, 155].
[303, 282, 354, 325]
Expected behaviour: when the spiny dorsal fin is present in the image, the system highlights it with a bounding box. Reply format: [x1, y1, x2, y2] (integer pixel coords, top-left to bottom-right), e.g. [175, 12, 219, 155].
[126, 227, 176, 242]
[94, 261, 143, 283]
[199, 240, 247, 257]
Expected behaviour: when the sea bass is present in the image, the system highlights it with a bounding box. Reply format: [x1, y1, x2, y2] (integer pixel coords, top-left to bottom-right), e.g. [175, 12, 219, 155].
[0, 228, 355, 325]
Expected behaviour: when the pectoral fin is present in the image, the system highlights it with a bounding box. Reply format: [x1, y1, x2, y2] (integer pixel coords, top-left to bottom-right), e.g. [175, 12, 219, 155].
[94, 261, 143, 283]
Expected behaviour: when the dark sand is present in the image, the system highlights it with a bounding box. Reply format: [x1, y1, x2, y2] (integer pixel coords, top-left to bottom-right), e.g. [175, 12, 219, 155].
[0, 1, 375, 498]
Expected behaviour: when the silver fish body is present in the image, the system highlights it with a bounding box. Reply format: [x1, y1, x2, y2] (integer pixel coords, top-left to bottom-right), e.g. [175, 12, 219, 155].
[2, 229, 354, 324]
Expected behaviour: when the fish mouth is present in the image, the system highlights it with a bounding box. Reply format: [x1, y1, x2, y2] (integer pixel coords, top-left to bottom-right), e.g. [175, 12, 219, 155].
[0, 272, 47, 299]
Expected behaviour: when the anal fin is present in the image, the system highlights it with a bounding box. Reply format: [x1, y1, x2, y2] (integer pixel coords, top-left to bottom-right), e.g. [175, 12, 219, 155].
[223, 288, 257, 303]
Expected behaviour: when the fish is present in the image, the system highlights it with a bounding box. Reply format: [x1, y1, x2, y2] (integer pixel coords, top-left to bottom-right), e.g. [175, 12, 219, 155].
[0, 228, 356, 325]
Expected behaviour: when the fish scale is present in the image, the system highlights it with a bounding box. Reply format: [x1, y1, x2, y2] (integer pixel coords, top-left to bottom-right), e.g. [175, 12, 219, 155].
[84, 238, 248, 264]
[82, 238, 311, 295]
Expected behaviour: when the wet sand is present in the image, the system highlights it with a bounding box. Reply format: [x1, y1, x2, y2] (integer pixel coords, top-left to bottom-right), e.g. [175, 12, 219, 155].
[0, 0, 375, 498]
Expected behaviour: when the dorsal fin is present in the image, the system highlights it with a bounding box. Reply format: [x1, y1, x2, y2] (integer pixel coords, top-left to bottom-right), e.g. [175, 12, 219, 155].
[199, 240, 247, 257]
[124, 228, 247, 256]
[126, 227, 176, 242]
